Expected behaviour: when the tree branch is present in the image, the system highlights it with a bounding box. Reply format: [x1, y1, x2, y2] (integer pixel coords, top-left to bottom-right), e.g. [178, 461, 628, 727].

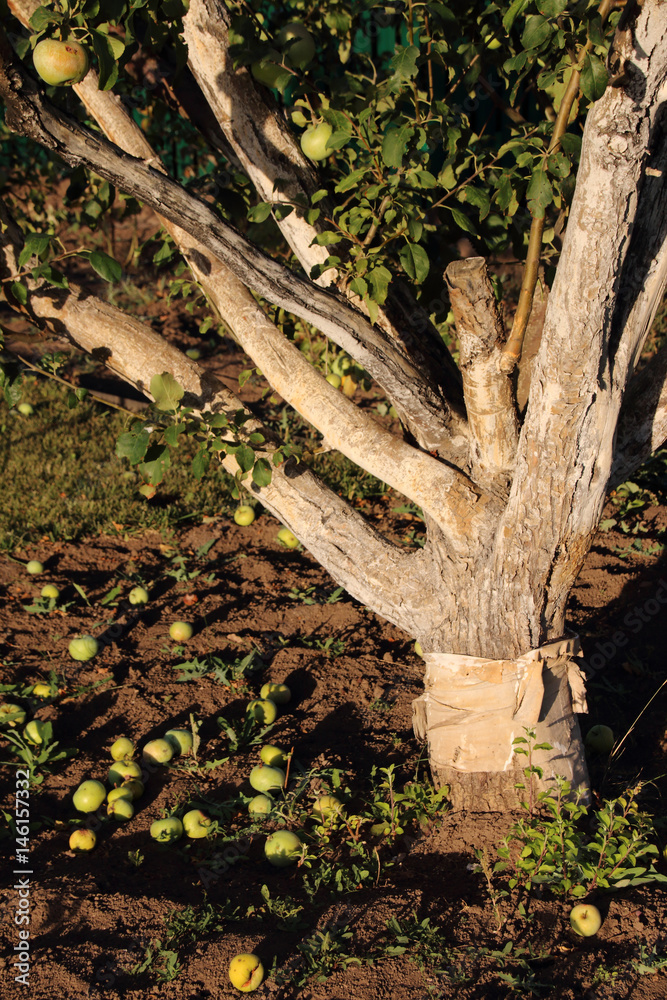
[445, 257, 519, 492]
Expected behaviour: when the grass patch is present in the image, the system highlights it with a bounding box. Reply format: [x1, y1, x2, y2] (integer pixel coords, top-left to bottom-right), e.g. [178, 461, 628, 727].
[0, 378, 236, 550]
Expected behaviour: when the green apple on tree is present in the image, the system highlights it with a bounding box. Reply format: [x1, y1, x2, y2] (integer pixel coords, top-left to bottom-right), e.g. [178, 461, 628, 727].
[276, 21, 316, 69]
[251, 49, 284, 89]
[246, 698, 278, 724]
[68, 635, 99, 661]
[264, 829, 303, 867]
[228, 953, 264, 992]
[300, 122, 333, 161]
[33, 37, 89, 86]
[69, 828, 96, 852]
[569, 903, 602, 937]
[150, 816, 184, 843]
[73, 779, 106, 813]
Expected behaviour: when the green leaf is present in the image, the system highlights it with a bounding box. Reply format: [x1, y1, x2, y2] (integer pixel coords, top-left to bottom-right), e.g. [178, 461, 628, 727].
[138, 444, 171, 485]
[192, 447, 210, 480]
[526, 166, 553, 218]
[30, 6, 63, 30]
[521, 15, 552, 50]
[116, 428, 150, 464]
[335, 169, 367, 193]
[247, 202, 273, 224]
[150, 372, 185, 411]
[503, 0, 530, 33]
[18, 233, 52, 268]
[252, 458, 272, 487]
[390, 45, 420, 81]
[382, 125, 414, 169]
[366, 265, 392, 306]
[164, 422, 186, 447]
[398, 243, 429, 284]
[86, 250, 122, 282]
[9, 282, 28, 305]
[580, 52, 608, 102]
[235, 444, 255, 473]
[90, 30, 120, 91]
[536, 0, 568, 15]
[449, 206, 478, 236]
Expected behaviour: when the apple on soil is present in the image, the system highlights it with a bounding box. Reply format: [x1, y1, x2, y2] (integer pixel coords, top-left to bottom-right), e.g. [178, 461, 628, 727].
[164, 728, 193, 755]
[312, 794, 343, 820]
[300, 123, 333, 161]
[259, 744, 286, 767]
[40, 584, 59, 600]
[26, 560, 44, 575]
[260, 682, 291, 705]
[183, 808, 213, 838]
[249, 765, 285, 794]
[33, 37, 89, 86]
[23, 720, 47, 745]
[0, 703, 27, 727]
[246, 698, 278, 724]
[234, 505, 256, 526]
[150, 816, 184, 843]
[229, 953, 264, 992]
[17, 402, 34, 416]
[68, 635, 99, 661]
[31, 683, 53, 699]
[277, 527, 299, 549]
[569, 903, 602, 937]
[108, 759, 143, 787]
[110, 736, 135, 761]
[584, 724, 614, 754]
[169, 621, 193, 642]
[128, 586, 149, 605]
[69, 828, 96, 852]
[264, 829, 303, 867]
[73, 780, 106, 813]
[107, 797, 134, 821]
[142, 738, 174, 765]
[248, 794, 273, 818]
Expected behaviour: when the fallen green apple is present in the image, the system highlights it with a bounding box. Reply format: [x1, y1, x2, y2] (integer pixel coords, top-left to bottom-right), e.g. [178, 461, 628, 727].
[277, 527, 299, 549]
[0, 703, 27, 727]
[107, 786, 134, 805]
[248, 794, 273, 818]
[164, 728, 193, 756]
[585, 725, 614, 754]
[23, 720, 47, 745]
[120, 778, 145, 801]
[110, 736, 135, 761]
[312, 794, 343, 820]
[260, 682, 291, 706]
[26, 560, 44, 575]
[183, 808, 212, 839]
[259, 744, 286, 767]
[108, 760, 143, 787]
[569, 903, 602, 937]
[40, 584, 59, 600]
[69, 828, 96, 852]
[142, 738, 174, 765]
[128, 586, 149, 605]
[169, 621, 193, 642]
[150, 816, 184, 843]
[68, 635, 99, 661]
[18, 402, 34, 416]
[31, 683, 52, 699]
[73, 779, 106, 813]
[234, 505, 256, 526]
[246, 699, 278, 724]
[264, 829, 303, 867]
[228, 953, 264, 992]
[249, 765, 285, 794]
[33, 37, 89, 86]
[325, 373, 341, 388]
[107, 796, 134, 821]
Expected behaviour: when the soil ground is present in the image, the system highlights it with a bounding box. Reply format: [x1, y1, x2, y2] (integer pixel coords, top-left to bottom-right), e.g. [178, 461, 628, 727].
[1, 501, 667, 1000]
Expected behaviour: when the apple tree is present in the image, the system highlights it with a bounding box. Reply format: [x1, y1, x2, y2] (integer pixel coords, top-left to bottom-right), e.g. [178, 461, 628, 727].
[1, 0, 666, 810]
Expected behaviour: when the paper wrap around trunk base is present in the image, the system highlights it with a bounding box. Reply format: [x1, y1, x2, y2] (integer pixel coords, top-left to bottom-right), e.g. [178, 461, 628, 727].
[412, 634, 587, 774]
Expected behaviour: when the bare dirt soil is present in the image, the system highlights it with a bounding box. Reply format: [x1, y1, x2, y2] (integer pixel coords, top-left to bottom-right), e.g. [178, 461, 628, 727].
[1, 504, 667, 1000]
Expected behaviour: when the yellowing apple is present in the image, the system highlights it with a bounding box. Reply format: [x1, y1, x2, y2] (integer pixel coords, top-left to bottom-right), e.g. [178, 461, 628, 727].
[69, 828, 96, 852]
[68, 635, 99, 661]
[18, 402, 34, 416]
[260, 682, 291, 705]
[31, 683, 53, 699]
[169, 621, 193, 642]
[110, 736, 135, 761]
[142, 738, 174, 765]
[73, 779, 106, 813]
[150, 816, 183, 843]
[0, 703, 27, 727]
[312, 794, 343, 820]
[107, 796, 134, 821]
[128, 586, 149, 605]
[33, 37, 89, 86]
[249, 765, 285, 794]
[234, 505, 256, 526]
[325, 373, 341, 388]
[183, 808, 212, 839]
[247, 698, 278, 724]
[259, 744, 286, 767]
[229, 953, 264, 992]
[23, 720, 47, 745]
[26, 560, 44, 575]
[569, 903, 602, 937]
[277, 527, 299, 549]
[40, 584, 59, 600]
[300, 123, 333, 161]
[248, 794, 273, 818]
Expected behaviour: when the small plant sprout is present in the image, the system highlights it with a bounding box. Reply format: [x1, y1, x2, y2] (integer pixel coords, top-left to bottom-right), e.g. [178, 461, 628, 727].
[169, 621, 193, 642]
[234, 505, 256, 526]
[68, 635, 99, 661]
[228, 953, 264, 992]
[110, 736, 135, 761]
[69, 828, 96, 852]
[246, 699, 278, 724]
[73, 780, 106, 813]
[260, 682, 291, 705]
[26, 560, 44, 575]
[264, 830, 303, 867]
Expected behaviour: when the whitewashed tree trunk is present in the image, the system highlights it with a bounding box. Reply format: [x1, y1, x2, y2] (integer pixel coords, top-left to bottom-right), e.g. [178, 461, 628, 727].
[2, 0, 667, 810]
